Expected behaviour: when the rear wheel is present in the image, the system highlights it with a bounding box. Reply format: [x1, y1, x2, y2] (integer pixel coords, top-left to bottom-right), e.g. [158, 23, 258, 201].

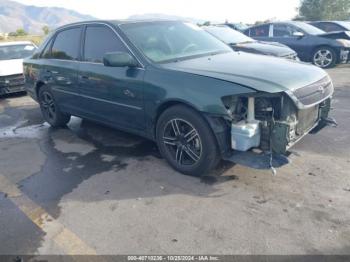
[312, 47, 336, 68]
[38, 86, 70, 127]
[156, 105, 220, 176]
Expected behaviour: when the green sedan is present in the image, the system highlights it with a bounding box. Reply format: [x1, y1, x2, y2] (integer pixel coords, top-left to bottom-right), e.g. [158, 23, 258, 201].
[23, 20, 334, 176]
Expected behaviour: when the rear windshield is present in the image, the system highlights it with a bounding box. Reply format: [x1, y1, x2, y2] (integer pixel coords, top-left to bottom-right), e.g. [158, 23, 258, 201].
[0, 44, 37, 60]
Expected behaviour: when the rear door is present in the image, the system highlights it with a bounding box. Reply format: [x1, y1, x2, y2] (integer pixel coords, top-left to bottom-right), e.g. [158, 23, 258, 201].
[247, 24, 271, 42]
[77, 24, 146, 130]
[40, 26, 83, 114]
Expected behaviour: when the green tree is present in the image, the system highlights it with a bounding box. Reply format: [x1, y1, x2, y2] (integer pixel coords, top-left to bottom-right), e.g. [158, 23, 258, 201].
[296, 0, 350, 21]
[15, 28, 28, 36]
[42, 25, 50, 35]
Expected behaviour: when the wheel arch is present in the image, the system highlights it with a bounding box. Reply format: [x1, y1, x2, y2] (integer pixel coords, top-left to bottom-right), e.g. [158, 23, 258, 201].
[153, 99, 231, 156]
[35, 80, 46, 98]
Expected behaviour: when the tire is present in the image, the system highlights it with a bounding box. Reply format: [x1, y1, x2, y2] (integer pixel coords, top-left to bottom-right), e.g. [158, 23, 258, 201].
[156, 105, 220, 176]
[312, 47, 337, 68]
[38, 85, 70, 127]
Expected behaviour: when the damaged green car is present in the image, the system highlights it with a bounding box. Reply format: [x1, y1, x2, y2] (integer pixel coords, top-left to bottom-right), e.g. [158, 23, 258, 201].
[24, 20, 334, 176]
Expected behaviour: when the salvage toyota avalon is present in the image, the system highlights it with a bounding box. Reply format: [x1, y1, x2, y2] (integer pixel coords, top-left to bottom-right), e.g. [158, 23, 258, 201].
[24, 20, 334, 176]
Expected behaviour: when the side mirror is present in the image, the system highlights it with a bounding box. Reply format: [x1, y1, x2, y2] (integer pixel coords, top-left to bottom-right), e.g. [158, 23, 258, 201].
[293, 32, 304, 38]
[103, 52, 138, 67]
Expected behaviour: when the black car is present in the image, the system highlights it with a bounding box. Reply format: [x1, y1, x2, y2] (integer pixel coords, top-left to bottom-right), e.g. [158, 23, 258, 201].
[203, 25, 298, 60]
[244, 21, 350, 68]
[310, 21, 350, 34]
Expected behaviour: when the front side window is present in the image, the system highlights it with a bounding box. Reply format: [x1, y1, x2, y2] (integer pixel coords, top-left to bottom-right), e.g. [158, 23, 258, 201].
[249, 25, 270, 37]
[51, 27, 81, 60]
[41, 39, 52, 59]
[273, 24, 301, 37]
[120, 21, 231, 63]
[83, 26, 128, 63]
[0, 44, 36, 60]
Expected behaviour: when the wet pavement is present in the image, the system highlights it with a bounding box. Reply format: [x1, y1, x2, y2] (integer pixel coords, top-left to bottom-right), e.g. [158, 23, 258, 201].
[0, 67, 349, 255]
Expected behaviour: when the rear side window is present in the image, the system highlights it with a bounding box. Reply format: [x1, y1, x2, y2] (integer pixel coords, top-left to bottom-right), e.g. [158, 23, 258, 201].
[41, 39, 52, 58]
[83, 26, 128, 63]
[249, 25, 270, 37]
[51, 27, 81, 60]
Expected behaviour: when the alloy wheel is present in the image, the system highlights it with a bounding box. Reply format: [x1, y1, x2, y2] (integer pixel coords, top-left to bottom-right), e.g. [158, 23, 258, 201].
[313, 49, 333, 68]
[40, 91, 56, 121]
[162, 118, 202, 166]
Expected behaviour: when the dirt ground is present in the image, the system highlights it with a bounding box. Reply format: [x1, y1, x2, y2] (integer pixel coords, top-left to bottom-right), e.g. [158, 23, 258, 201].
[0, 66, 349, 255]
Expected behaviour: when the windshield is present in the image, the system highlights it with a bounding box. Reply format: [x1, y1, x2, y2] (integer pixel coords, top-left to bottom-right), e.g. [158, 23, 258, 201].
[232, 23, 249, 31]
[0, 44, 36, 60]
[120, 21, 232, 63]
[337, 21, 350, 30]
[203, 26, 254, 44]
[293, 22, 325, 35]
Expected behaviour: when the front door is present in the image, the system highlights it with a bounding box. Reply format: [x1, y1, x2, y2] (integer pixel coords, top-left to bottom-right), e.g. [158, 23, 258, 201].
[78, 24, 145, 130]
[271, 23, 310, 60]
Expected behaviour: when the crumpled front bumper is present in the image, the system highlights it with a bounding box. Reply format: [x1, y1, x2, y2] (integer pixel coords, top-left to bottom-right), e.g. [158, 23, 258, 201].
[340, 48, 350, 63]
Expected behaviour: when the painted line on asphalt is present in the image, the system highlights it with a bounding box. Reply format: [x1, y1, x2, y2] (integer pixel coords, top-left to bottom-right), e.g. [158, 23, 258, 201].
[0, 174, 97, 255]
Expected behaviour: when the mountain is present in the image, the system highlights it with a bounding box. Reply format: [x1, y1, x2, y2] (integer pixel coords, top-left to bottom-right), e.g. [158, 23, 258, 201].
[0, 0, 96, 34]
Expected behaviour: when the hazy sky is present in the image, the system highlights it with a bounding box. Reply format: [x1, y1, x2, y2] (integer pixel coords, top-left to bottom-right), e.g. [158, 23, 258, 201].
[14, 0, 301, 23]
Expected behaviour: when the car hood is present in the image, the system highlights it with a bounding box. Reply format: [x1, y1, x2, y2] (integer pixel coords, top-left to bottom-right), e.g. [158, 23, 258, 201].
[318, 31, 350, 40]
[161, 52, 328, 94]
[0, 59, 24, 76]
[232, 41, 296, 57]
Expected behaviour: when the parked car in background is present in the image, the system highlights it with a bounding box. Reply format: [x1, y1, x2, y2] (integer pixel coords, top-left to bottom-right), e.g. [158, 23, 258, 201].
[203, 25, 298, 60]
[310, 21, 350, 33]
[0, 41, 37, 95]
[219, 22, 249, 32]
[309, 21, 350, 41]
[24, 20, 333, 176]
[244, 21, 350, 68]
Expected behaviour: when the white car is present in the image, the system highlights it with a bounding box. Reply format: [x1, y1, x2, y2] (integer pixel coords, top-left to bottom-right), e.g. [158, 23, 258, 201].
[0, 41, 37, 95]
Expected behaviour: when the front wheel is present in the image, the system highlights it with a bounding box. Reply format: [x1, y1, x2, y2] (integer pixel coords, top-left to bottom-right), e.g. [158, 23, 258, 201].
[156, 105, 220, 176]
[312, 47, 336, 68]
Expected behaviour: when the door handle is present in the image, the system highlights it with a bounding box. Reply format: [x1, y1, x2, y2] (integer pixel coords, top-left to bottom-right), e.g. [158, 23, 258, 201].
[79, 75, 89, 80]
[46, 70, 58, 74]
[123, 89, 135, 98]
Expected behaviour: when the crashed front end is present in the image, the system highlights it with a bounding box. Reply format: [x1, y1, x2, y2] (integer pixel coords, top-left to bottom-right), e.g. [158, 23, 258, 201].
[222, 76, 334, 155]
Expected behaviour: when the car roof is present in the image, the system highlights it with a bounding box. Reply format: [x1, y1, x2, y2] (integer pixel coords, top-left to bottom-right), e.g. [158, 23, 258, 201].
[0, 41, 35, 47]
[54, 19, 185, 31]
[310, 21, 345, 23]
[248, 21, 314, 28]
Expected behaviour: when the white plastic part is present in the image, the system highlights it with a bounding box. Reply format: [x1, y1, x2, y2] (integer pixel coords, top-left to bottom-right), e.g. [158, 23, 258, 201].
[231, 120, 261, 151]
[231, 97, 260, 151]
[247, 97, 255, 122]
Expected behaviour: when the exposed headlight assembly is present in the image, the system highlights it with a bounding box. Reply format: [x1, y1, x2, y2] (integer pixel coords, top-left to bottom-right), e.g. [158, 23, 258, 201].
[336, 39, 350, 47]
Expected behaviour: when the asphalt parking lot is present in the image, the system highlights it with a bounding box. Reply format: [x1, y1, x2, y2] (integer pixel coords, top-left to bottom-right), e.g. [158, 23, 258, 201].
[0, 66, 349, 255]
